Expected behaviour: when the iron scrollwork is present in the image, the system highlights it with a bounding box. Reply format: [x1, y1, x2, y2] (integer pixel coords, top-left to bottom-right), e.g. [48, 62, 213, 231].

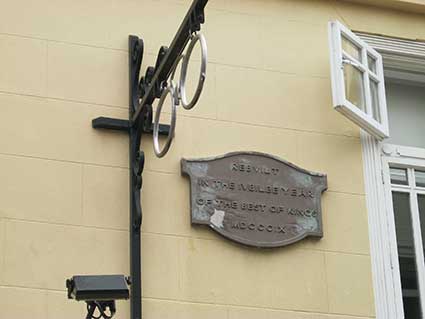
[88, 0, 209, 318]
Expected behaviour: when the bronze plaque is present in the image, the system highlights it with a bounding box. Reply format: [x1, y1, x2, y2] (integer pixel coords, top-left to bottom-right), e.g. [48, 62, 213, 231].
[181, 152, 327, 248]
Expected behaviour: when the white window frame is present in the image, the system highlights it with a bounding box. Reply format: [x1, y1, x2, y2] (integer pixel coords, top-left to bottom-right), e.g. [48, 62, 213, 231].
[329, 20, 389, 139]
[359, 33, 425, 319]
[382, 145, 425, 318]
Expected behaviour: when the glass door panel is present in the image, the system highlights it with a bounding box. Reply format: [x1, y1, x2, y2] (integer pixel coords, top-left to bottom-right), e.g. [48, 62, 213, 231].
[418, 194, 425, 265]
[392, 191, 422, 318]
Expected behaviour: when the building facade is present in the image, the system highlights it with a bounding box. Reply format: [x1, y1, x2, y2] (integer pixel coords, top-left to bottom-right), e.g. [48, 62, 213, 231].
[1, 0, 425, 318]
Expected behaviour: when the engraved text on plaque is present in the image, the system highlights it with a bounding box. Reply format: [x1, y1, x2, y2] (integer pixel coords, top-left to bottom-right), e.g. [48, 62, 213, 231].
[181, 152, 327, 248]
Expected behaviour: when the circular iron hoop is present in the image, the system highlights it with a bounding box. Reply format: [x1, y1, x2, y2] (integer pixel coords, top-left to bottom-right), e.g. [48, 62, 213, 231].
[153, 84, 177, 158]
[179, 32, 207, 110]
[170, 54, 184, 84]
[170, 54, 184, 104]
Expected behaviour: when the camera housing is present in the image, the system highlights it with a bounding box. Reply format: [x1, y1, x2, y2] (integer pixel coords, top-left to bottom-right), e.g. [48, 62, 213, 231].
[66, 275, 130, 301]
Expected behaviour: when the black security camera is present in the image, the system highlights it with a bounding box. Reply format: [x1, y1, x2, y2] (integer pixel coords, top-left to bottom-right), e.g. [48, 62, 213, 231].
[66, 275, 130, 319]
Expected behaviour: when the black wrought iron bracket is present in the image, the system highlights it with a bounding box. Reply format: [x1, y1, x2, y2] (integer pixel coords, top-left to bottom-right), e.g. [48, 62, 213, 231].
[91, 1, 208, 318]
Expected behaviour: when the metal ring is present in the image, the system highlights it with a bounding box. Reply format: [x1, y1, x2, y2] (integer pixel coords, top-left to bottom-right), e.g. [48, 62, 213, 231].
[153, 85, 177, 158]
[170, 56, 184, 104]
[179, 32, 207, 110]
[170, 54, 184, 84]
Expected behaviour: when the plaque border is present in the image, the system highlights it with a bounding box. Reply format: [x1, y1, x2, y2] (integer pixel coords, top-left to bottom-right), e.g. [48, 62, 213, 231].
[181, 151, 328, 248]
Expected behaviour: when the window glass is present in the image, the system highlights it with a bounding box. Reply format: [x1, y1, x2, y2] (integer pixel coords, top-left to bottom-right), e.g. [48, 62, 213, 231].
[393, 191, 422, 318]
[419, 194, 425, 252]
[386, 81, 425, 148]
[368, 55, 377, 73]
[390, 167, 409, 185]
[344, 64, 365, 110]
[416, 171, 425, 188]
[370, 79, 380, 122]
[342, 35, 361, 61]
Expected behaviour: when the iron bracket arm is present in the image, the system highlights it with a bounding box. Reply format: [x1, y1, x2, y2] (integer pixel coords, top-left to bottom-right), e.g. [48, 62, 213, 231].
[130, 0, 208, 125]
[92, 117, 170, 135]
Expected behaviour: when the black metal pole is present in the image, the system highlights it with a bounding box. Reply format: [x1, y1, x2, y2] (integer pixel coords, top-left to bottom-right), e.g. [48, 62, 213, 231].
[129, 126, 142, 319]
[129, 36, 144, 319]
[92, 2, 209, 318]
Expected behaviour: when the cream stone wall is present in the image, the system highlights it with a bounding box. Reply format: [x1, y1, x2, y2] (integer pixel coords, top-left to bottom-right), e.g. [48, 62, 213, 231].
[344, 0, 425, 14]
[0, 0, 424, 318]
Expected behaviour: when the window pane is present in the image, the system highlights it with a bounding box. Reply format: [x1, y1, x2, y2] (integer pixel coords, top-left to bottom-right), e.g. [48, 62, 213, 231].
[390, 167, 408, 185]
[418, 194, 425, 318]
[419, 194, 425, 247]
[386, 81, 425, 148]
[344, 63, 365, 110]
[415, 171, 425, 188]
[368, 54, 377, 73]
[392, 192, 422, 318]
[370, 79, 381, 123]
[342, 35, 361, 61]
